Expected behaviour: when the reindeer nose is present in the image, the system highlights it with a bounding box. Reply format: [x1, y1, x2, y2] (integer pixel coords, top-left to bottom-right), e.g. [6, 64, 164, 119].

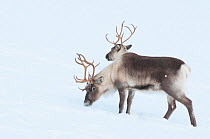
[84, 100, 92, 106]
[106, 54, 109, 60]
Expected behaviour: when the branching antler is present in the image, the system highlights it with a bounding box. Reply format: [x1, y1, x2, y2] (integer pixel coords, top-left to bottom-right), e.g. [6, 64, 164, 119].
[105, 21, 137, 45]
[115, 21, 125, 44]
[122, 24, 137, 44]
[74, 54, 100, 91]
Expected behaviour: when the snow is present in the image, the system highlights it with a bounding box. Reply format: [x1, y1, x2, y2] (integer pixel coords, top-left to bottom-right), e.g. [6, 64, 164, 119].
[0, 0, 210, 138]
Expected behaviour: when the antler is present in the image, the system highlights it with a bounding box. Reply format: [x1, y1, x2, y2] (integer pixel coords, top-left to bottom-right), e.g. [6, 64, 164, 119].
[105, 21, 125, 45]
[115, 21, 125, 44]
[105, 21, 137, 45]
[74, 54, 100, 91]
[122, 24, 137, 44]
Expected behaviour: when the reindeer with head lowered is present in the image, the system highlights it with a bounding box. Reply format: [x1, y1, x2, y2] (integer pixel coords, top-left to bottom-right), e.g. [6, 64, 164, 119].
[74, 22, 197, 127]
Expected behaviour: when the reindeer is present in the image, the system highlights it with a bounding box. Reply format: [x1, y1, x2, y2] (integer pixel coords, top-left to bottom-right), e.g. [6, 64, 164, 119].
[104, 21, 197, 127]
[74, 53, 197, 127]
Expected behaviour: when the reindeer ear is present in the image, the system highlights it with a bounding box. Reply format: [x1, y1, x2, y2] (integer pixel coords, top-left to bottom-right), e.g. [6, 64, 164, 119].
[125, 45, 132, 50]
[95, 76, 104, 85]
[88, 73, 92, 79]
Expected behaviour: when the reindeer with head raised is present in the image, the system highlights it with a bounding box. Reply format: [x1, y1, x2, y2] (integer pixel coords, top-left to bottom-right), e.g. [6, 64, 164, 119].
[102, 21, 197, 126]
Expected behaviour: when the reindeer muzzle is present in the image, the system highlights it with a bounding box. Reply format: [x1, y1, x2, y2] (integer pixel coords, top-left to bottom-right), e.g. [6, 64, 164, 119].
[84, 100, 92, 106]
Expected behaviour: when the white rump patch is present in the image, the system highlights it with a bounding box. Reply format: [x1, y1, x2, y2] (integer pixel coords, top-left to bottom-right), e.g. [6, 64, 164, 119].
[179, 64, 191, 80]
[172, 64, 191, 92]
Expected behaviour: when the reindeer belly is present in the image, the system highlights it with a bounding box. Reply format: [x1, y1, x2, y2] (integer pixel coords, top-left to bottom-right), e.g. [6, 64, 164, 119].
[126, 75, 161, 91]
[132, 84, 155, 90]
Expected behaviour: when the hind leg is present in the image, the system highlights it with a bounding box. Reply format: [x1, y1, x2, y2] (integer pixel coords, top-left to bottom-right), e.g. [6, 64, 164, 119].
[175, 94, 197, 127]
[164, 88, 197, 127]
[163, 95, 176, 119]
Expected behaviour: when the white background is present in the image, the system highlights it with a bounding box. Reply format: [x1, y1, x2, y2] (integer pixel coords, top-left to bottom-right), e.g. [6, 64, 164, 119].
[0, 0, 210, 138]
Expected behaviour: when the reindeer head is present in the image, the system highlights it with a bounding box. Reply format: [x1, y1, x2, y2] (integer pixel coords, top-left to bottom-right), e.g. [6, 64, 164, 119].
[83, 75, 104, 106]
[74, 54, 106, 106]
[105, 21, 137, 61]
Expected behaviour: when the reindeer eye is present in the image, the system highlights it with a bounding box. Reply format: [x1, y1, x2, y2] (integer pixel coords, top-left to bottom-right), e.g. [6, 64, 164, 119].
[92, 87, 96, 91]
[115, 45, 121, 50]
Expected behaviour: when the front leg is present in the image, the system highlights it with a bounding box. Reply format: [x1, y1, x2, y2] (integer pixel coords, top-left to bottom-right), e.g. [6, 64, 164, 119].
[118, 89, 126, 113]
[126, 90, 135, 114]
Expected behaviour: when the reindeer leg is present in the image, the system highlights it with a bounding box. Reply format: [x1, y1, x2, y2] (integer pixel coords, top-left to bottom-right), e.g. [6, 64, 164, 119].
[176, 95, 197, 127]
[118, 89, 126, 114]
[163, 95, 176, 119]
[126, 90, 135, 114]
[163, 88, 197, 127]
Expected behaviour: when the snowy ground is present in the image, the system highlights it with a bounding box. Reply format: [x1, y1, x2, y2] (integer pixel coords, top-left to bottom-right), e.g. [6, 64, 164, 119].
[0, 0, 210, 139]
